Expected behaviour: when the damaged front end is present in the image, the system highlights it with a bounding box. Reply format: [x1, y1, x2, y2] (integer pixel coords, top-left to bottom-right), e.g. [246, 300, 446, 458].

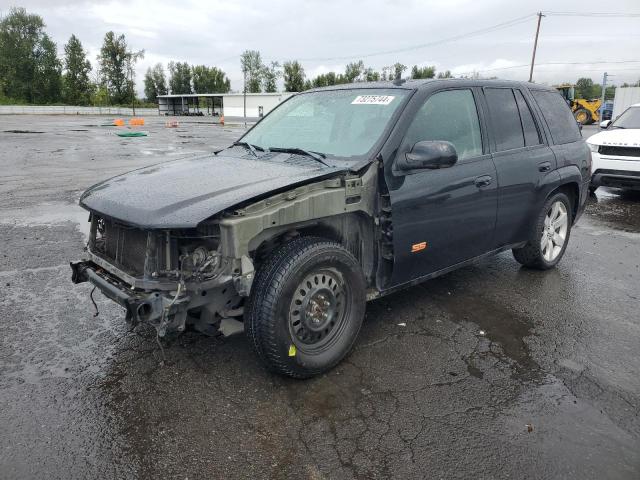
[71, 214, 249, 336]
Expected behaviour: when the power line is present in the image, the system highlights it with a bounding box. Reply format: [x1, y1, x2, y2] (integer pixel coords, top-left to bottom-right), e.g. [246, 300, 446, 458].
[455, 60, 640, 76]
[545, 11, 640, 18]
[213, 10, 640, 68]
[294, 13, 537, 62]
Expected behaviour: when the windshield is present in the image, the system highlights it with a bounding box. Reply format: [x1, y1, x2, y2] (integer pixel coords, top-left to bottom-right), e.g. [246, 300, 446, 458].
[611, 106, 640, 129]
[241, 89, 409, 158]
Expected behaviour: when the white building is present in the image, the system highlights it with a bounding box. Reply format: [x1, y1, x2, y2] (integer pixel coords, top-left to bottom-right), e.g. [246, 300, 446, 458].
[157, 92, 293, 119]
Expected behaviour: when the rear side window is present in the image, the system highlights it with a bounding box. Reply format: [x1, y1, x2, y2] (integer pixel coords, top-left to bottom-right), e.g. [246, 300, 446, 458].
[514, 90, 541, 146]
[531, 90, 581, 144]
[484, 88, 525, 151]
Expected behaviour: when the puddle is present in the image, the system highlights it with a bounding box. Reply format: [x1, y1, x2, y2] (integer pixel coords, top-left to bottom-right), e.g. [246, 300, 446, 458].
[584, 189, 640, 233]
[0, 202, 91, 240]
[3, 130, 45, 134]
[426, 283, 540, 382]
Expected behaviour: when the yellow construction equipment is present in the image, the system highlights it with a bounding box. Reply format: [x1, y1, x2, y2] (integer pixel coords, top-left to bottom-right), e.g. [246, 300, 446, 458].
[555, 84, 602, 125]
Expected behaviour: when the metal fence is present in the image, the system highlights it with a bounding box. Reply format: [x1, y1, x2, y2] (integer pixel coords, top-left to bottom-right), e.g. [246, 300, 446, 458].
[0, 105, 158, 116]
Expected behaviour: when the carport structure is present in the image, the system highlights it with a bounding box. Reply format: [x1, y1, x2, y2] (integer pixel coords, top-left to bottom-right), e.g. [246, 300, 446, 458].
[157, 92, 293, 118]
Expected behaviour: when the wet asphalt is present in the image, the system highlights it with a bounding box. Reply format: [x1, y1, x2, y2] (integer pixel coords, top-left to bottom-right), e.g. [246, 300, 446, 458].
[0, 117, 638, 479]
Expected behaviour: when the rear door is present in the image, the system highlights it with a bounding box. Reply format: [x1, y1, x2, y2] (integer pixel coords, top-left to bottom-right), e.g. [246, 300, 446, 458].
[386, 87, 498, 285]
[482, 87, 557, 246]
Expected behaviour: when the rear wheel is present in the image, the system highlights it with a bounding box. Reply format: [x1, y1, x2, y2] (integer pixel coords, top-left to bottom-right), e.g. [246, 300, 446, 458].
[513, 192, 572, 270]
[245, 236, 366, 378]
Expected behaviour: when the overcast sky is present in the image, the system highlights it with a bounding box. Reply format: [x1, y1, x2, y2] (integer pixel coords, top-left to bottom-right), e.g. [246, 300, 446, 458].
[2, 0, 640, 94]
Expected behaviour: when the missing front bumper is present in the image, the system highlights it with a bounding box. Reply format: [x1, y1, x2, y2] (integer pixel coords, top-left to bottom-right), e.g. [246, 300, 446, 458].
[70, 260, 189, 334]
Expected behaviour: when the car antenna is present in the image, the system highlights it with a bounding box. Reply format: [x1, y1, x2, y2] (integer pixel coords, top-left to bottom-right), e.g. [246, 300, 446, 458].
[393, 71, 406, 86]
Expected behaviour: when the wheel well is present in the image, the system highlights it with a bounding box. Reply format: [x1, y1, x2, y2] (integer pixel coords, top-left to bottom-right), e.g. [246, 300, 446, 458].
[250, 213, 376, 284]
[554, 182, 580, 223]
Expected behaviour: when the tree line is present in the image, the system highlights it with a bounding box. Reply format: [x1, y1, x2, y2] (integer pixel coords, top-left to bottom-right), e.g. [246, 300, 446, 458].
[0, 7, 233, 106]
[241, 50, 453, 93]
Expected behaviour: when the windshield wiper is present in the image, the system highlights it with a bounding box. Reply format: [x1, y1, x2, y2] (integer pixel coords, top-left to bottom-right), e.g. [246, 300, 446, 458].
[232, 141, 267, 157]
[268, 147, 331, 167]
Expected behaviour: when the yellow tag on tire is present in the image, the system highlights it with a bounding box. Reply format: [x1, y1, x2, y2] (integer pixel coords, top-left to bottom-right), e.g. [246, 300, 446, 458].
[288, 345, 297, 357]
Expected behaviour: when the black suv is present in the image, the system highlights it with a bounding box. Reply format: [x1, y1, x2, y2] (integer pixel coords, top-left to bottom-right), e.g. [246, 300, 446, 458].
[71, 79, 590, 378]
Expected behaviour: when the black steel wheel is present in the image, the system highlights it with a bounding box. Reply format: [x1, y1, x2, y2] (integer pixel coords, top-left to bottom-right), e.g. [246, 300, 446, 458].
[288, 269, 349, 351]
[245, 236, 366, 378]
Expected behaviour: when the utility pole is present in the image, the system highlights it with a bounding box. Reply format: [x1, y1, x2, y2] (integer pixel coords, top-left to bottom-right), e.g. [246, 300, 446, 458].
[243, 68, 247, 128]
[528, 12, 545, 83]
[130, 66, 136, 116]
[600, 72, 609, 124]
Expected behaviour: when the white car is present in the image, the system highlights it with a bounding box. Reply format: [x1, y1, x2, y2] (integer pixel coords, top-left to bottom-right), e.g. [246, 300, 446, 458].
[587, 103, 640, 193]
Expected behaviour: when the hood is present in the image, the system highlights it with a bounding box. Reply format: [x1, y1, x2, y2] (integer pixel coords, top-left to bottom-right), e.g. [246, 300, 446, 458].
[80, 152, 346, 229]
[587, 128, 640, 147]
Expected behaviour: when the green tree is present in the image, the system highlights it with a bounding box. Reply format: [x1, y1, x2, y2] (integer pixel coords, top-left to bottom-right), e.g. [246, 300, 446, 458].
[144, 63, 168, 102]
[411, 65, 435, 79]
[125, 49, 144, 107]
[437, 70, 453, 79]
[168, 61, 192, 94]
[311, 72, 340, 88]
[192, 65, 230, 93]
[604, 85, 616, 100]
[283, 60, 305, 92]
[98, 31, 140, 104]
[344, 60, 365, 82]
[0, 7, 64, 103]
[32, 34, 62, 103]
[392, 63, 407, 80]
[91, 85, 109, 107]
[240, 50, 263, 93]
[62, 34, 92, 105]
[262, 61, 281, 93]
[363, 68, 380, 82]
[575, 78, 597, 99]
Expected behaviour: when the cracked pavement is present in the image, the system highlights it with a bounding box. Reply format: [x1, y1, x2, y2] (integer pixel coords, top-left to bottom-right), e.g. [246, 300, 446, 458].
[0, 118, 638, 479]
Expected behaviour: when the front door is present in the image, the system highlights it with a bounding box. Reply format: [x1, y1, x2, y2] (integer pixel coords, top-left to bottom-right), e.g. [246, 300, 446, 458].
[386, 88, 498, 286]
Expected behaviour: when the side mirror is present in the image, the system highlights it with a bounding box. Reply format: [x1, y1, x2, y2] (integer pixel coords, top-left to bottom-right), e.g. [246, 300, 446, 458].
[600, 120, 612, 129]
[398, 141, 458, 171]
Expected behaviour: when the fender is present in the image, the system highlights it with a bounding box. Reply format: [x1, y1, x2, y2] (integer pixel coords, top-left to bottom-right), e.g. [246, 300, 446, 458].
[533, 169, 562, 214]
[556, 164, 588, 222]
[556, 164, 583, 186]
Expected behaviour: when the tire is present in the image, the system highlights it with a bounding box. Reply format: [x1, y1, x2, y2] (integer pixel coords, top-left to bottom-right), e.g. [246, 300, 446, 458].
[589, 185, 598, 194]
[245, 236, 366, 378]
[512, 192, 573, 270]
[574, 108, 590, 125]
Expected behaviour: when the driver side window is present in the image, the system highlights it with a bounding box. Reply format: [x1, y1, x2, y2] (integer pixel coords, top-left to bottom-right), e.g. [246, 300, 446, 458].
[404, 89, 483, 161]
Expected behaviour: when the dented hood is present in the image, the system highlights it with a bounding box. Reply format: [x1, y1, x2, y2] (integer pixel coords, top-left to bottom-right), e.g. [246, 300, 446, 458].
[80, 152, 346, 229]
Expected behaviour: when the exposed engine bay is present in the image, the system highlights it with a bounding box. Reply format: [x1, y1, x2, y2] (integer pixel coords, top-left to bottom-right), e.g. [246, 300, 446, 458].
[71, 166, 378, 338]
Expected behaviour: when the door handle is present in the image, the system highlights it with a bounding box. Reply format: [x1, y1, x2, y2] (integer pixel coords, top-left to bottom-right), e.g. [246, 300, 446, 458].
[538, 162, 552, 173]
[474, 175, 492, 188]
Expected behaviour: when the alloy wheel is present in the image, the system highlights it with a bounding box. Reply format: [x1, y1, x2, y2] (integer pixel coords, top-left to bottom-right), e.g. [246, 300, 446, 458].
[540, 200, 568, 262]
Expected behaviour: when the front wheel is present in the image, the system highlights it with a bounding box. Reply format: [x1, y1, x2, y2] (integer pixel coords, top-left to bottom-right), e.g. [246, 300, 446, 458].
[574, 108, 590, 125]
[245, 236, 366, 378]
[513, 192, 572, 270]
